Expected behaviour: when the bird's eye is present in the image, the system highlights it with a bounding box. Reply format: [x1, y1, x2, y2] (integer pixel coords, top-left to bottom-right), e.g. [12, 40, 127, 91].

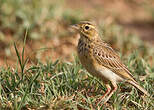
[85, 26, 89, 30]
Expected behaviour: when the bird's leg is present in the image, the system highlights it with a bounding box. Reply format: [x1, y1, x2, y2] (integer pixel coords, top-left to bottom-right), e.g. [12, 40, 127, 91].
[103, 82, 118, 104]
[96, 83, 111, 105]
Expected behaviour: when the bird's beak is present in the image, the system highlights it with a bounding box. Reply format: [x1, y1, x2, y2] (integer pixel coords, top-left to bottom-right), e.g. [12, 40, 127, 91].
[70, 24, 80, 30]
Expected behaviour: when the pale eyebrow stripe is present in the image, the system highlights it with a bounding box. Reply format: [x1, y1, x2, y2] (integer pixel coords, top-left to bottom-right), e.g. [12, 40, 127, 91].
[88, 25, 95, 29]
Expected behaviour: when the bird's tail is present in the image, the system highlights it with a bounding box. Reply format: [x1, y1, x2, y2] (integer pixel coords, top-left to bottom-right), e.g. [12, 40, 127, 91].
[126, 80, 150, 97]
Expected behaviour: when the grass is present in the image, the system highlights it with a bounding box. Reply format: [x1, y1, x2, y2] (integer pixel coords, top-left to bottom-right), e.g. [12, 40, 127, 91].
[0, 0, 154, 110]
[0, 37, 153, 110]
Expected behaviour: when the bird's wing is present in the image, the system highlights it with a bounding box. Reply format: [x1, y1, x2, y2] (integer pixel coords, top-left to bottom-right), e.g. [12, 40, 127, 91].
[93, 41, 135, 81]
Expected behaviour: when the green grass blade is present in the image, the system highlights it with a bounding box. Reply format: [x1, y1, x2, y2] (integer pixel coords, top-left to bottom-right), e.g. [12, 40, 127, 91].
[17, 71, 40, 110]
[14, 42, 23, 73]
[22, 29, 28, 67]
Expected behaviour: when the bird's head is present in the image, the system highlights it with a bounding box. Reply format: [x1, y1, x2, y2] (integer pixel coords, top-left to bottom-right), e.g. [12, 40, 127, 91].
[71, 21, 99, 40]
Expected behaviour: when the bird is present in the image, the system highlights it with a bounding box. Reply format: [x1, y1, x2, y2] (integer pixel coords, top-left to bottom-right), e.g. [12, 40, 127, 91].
[71, 21, 150, 104]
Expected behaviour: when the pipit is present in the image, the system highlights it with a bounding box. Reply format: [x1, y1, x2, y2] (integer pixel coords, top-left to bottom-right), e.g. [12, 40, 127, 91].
[71, 21, 149, 104]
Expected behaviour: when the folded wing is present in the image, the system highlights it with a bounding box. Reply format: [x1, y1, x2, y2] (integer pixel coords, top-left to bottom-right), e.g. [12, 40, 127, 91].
[93, 41, 135, 82]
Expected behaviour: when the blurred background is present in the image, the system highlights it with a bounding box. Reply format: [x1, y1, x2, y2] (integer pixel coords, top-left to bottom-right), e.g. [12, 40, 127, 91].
[0, 0, 154, 67]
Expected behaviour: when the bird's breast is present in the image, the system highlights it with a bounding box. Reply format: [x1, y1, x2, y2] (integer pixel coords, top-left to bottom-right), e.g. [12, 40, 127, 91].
[77, 40, 94, 66]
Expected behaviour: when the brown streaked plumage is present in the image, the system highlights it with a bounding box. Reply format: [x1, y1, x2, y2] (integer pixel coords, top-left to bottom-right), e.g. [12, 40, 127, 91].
[71, 21, 150, 104]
